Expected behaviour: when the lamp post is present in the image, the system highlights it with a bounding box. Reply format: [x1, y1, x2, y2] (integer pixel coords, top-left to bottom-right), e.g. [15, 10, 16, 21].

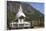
[30, 19, 34, 28]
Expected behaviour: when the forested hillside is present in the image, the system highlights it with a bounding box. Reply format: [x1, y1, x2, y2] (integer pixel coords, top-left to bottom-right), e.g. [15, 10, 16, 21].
[7, 1, 44, 28]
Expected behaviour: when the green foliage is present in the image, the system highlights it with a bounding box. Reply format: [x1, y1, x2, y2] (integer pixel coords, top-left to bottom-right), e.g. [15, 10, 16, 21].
[25, 10, 44, 22]
[7, 10, 16, 28]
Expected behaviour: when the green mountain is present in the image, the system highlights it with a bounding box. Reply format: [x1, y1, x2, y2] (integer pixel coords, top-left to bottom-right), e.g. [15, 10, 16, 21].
[7, 1, 44, 28]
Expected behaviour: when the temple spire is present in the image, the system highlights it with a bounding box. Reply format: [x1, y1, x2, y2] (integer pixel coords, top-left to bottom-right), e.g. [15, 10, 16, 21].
[19, 4, 23, 12]
[16, 4, 26, 19]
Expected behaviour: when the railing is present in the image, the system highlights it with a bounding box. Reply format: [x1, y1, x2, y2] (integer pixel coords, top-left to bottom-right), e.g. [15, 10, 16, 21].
[10, 22, 31, 29]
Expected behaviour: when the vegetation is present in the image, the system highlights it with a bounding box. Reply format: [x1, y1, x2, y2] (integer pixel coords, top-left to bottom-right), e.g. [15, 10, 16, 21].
[7, 1, 44, 29]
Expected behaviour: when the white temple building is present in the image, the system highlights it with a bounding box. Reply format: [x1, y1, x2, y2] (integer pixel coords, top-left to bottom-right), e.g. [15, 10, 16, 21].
[10, 5, 31, 29]
[16, 5, 26, 23]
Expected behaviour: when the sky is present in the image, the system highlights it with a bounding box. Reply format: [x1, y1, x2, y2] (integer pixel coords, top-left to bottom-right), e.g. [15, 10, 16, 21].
[30, 3, 44, 14]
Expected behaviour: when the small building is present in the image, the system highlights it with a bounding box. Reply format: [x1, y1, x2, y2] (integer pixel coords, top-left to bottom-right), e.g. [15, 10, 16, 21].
[10, 5, 31, 29]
